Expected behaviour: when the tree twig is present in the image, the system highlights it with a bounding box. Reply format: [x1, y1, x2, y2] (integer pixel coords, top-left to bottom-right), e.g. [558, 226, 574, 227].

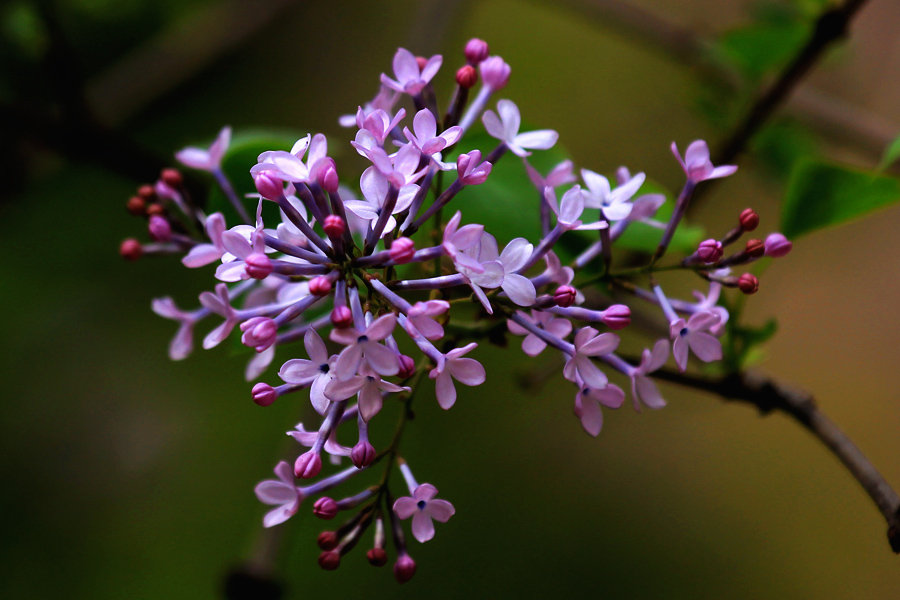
[651, 367, 900, 553]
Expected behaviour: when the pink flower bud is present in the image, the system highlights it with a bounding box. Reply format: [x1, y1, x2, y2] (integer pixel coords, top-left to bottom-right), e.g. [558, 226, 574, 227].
[294, 450, 322, 479]
[148, 214, 172, 242]
[696, 239, 723, 263]
[351, 441, 377, 469]
[316, 157, 339, 193]
[245, 252, 273, 279]
[318, 551, 340, 571]
[120, 238, 143, 261]
[745, 238, 764, 258]
[331, 306, 353, 328]
[464, 38, 490, 64]
[764, 233, 792, 258]
[554, 285, 577, 307]
[254, 172, 283, 200]
[456, 65, 478, 88]
[317, 531, 338, 550]
[601, 304, 631, 330]
[160, 168, 183, 189]
[389, 237, 416, 263]
[251, 382, 277, 407]
[415, 55, 428, 70]
[739, 208, 759, 231]
[309, 276, 332, 296]
[137, 184, 155, 200]
[394, 554, 417, 583]
[397, 354, 416, 379]
[313, 497, 339, 520]
[457, 150, 492, 185]
[367, 548, 387, 567]
[738, 273, 759, 294]
[240, 317, 277, 352]
[323, 215, 346, 238]
[479, 55, 510, 90]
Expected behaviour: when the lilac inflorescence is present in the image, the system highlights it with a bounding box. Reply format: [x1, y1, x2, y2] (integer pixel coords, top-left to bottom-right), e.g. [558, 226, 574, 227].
[121, 39, 790, 581]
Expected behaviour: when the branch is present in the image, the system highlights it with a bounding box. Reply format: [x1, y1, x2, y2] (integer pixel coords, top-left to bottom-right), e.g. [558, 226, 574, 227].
[651, 367, 900, 553]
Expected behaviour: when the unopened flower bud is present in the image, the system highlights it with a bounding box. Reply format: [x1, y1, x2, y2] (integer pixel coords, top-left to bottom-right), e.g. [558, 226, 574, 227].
[240, 317, 277, 352]
[137, 184, 156, 200]
[554, 285, 577, 307]
[126, 196, 146, 215]
[601, 304, 631, 330]
[331, 306, 353, 328]
[309, 276, 332, 296]
[739, 208, 759, 231]
[397, 354, 416, 379]
[148, 215, 172, 242]
[251, 382, 277, 407]
[146, 203, 165, 216]
[313, 497, 339, 520]
[480, 55, 511, 90]
[464, 38, 490, 64]
[351, 441, 377, 469]
[119, 238, 143, 261]
[323, 215, 346, 238]
[367, 548, 387, 567]
[745, 238, 764, 258]
[764, 232, 792, 258]
[254, 172, 283, 200]
[389, 237, 416, 263]
[161, 168, 183, 188]
[318, 551, 340, 571]
[316, 158, 340, 193]
[738, 273, 759, 294]
[245, 252, 273, 279]
[456, 65, 478, 89]
[294, 450, 322, 479]
[393, 554, 417, 583]
[457, 150, 492, 185]
[696, 239, 723, 263]
[317, 531, 339, 550]
[415, 55, 428, 70]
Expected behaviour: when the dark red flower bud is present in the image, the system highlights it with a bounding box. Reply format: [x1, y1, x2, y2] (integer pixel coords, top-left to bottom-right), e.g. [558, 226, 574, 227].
[161, 168, 183, 188]
[317, 531, 339, 550]
[397, 354, 416, 379]
[126, 196, 146, 215]
[739, 208, 759, 231]
[738, 273, 759, 294]
[601, 305, 631, 330]
[318, 551, 340, 571]
[331, 306, 353, 328]
[309, 276, 332, 296]
[294, 451, 322, 479]
[137, 184, 156, 200]
[119, 238, 143, 261]
[323, 215, 346, 238]
[415, 56, 428, 70]
[456, 65, 478, 89]
[146, 203, 165, 216]
[744, 238, 764, 258]
[367, 548, 387, 567]
[351, 441, 377, 469]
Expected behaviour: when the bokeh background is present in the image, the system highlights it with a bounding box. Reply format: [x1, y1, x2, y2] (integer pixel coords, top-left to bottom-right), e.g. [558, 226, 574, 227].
[2, 0, 899, 598]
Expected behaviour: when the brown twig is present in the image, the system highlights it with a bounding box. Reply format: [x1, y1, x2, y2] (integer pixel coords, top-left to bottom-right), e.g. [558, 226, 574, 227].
[651, 367, 900, 553]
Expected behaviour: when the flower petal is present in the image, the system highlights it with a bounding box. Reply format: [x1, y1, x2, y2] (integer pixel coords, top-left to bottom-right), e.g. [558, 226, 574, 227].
[411, 511, 435, 543]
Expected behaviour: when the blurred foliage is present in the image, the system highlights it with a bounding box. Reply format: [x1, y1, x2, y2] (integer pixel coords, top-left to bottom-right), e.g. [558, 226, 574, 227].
[781, 159, 900, 238]
[878, 133, 900, 171]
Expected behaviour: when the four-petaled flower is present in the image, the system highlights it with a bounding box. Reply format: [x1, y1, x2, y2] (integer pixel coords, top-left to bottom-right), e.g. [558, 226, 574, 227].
[254, 461, 302, 527]
[482, 99, 558, 157]
[393, 483, 455, 543]
[669, 311, 722, 371]
[671, 140, 737, 184]
[279, 329, 338, 414]
[331, 314, 400, 380]
[631, 339, 669, 410]
[429, 342, 486, 409]
[507, 310, 572, 356]
[380, 48, 442, 96]
[176, 126, 231, 172]
[563, 327, 619, 389]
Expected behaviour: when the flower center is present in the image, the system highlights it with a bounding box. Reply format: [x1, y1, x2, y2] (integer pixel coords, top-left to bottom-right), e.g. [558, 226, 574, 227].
[679, 327, 688, 337]
[319, 363, 330, 374]
[417, 500, 427, 510]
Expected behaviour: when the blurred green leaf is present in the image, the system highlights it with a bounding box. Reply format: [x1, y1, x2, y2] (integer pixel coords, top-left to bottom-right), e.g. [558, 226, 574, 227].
[750, 119, 820, 179]
[714, 19, 809, 83]
[782, 159, 900, 238]
[878, 134, 900, 170]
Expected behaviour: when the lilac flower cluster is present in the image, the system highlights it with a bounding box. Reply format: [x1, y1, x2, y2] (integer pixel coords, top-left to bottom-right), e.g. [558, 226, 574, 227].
[120, 38, 791, 582]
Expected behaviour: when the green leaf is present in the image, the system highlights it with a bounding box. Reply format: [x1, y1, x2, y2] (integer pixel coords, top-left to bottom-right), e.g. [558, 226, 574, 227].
[750, 119, 820, 179]
[781, 159, 900, 238]
[878, 134, 900, 170]
[713, 19, 810, 83]
[207, 128, 305, 225]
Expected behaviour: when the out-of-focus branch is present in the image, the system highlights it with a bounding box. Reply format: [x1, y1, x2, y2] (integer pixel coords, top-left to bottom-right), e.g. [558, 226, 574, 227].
[651, 367, 900, 554]
[549, 0, 892, 161]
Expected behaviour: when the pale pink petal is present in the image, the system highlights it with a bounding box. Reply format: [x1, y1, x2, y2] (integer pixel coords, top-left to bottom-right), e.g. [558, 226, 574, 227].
[393, 496, 418, 519]
[364, 342, 400, 376]
[581, 168, 610, 199]
[263, 502, 298, 528]
[448, 357, 485, 386]
[419, 55, 442, 84]
[499, 238, 533, 272]
[169, 323, 193, 361]
[427, 499, 455, 522]
[521, 334, 547, 356]
[496, 99, 520, 140]
[672, 337, 689, 371]
[309, 375, 331, 414]
[304, 329, 329, 365]
[414, 483, 438, 501]
[365, 314, 397, 341]
[358, 383, 384, 421]
[688, 332, 722, 362]
[482, 109, 505, 140]
[411, 511, 435, 542]
[580, 332, 619, 357]
[335, 344, 364, 380]
[514, 130, 558, 150]
[575, 354, 608, 389]
[175, 147, 211, 170]
[324, 376, 365, 401]
[434, 370, 456, 409]
[576, 394, 604, 437]
[635, 376, 666, 409]
[182, 244, 222, 268]
[279, 358, 319, 382]
[502, 273, 536, 306]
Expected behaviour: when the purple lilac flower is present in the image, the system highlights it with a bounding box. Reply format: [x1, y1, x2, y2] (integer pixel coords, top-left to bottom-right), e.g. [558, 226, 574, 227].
[176, 126, 230, 172]
[563, 327, 619, 390]
[507, 310, 573, 356]
[254, 461, 303, 528]
[482, 99, 558, 157]
[429, 343, 486, 409]
[380, 48, 442, 96]
[671, 140, 737, 184]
